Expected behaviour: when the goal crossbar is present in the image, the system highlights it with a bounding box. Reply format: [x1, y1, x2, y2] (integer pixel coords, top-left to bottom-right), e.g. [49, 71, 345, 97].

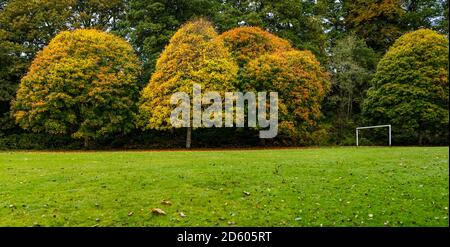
[356, 124, 391, 146]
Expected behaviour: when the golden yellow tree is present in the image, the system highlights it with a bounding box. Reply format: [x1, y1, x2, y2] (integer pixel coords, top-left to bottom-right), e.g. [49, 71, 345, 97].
[138, 19, 238, 148]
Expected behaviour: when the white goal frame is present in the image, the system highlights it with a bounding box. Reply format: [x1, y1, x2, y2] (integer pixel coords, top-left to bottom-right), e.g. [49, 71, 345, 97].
[356, 124, 391, 146]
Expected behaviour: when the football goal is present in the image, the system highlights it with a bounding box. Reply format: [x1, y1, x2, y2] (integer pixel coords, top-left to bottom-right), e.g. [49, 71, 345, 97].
[356, 124, 391, 146]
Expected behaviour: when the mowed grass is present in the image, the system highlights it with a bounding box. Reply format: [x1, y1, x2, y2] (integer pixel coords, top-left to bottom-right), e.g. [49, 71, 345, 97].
[0, 147, 448, 227]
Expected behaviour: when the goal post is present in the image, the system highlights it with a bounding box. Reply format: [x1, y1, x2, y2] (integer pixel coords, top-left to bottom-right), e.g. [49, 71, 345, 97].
[356, 124, 391, 146]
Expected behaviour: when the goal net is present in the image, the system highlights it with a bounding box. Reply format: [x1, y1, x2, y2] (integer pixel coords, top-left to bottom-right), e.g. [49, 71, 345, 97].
[356, 125, 391, 146]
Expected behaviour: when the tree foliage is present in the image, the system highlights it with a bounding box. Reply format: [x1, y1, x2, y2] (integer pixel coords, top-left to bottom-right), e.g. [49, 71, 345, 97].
[122, 0, 328, 85]
[220, 26, 330, 143]
[12, 29, 141, 144]
[242, 50, 330, 142]
[215, 0, 327, 61]
[219, 26, 293, 67]
[120, 0, 218, 86]
[324, 34, 378, 144]
[363, 29, 449, 144]
[344, 0, 447, 52]
[0, 0, 127, 131]
[138, 19, 238, 130]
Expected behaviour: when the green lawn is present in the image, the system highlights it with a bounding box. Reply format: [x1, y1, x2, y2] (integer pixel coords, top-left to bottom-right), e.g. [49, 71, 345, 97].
[0, 147, 448, 226]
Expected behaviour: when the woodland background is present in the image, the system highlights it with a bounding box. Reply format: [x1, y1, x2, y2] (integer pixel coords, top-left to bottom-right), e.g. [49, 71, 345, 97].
[0, 0, 448, 149]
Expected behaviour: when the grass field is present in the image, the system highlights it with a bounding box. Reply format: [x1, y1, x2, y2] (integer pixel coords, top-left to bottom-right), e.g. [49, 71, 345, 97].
[0, 147, 448, 226]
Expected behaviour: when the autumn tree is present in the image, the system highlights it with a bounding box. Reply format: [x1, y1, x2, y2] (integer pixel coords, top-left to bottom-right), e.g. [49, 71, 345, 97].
[12, 29, 141, 147]
[363, 29, 449, 145]
[0, 0, 127, 133]
[219, 26, 330, 143]
[138, 19, 238, 148]
[242, 50, 330, 143]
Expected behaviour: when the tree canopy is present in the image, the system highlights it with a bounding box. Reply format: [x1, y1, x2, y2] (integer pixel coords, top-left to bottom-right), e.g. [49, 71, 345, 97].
[242, 50, 330, 142]
[363, 29, 449, 144]
[12, 29, 141, 146]
[0, 0, 126, 131]
[138, 18, 238, 147]
[219, 26, 294, 67]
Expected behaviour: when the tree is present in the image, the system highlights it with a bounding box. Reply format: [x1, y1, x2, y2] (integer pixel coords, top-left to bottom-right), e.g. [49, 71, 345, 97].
[324, 34, 378, 144]
[242, 50, 330, 143]
[437, 0, 449, 35]
[12, 29, 141, 147]
[0, 0, 127, 133]
[362, 29, 449, 145]
[219, 26, 330, 143]
[317, 0, 346, 47]
[138, 19, 238, 148]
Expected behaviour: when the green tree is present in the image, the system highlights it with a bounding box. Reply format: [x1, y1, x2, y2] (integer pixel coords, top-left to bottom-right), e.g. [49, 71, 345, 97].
[317, 0, 346, 47]
[437, 0, 448, 34]
[363, 29, 449, 145]
[324, 34, 378, 144]
[138, 19, 238, 148]
[12, 29, 141, 147]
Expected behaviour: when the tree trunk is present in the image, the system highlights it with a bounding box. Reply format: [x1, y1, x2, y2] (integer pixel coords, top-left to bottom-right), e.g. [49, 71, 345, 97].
[84, 137, 89, 149]
[418, 133, 423, 146]
[186, 127, 191, 149]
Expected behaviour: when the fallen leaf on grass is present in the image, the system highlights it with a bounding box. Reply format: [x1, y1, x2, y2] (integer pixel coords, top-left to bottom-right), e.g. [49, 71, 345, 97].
[243, 191, 251, 196]
[161, 199, 172, 205]
[151, 208, 166, 215]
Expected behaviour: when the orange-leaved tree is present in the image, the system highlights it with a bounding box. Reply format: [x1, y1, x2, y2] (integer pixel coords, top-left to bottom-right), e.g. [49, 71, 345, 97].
[242, 50, 330, 143]
[220, 26, 330, 143]
[138, 18, 238, 148]
[12, 29, 141, 147]
[219, 26, 294, 67]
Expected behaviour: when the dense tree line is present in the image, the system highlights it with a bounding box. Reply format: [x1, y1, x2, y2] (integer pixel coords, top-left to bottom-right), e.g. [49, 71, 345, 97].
[0, 0, 448, 148]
